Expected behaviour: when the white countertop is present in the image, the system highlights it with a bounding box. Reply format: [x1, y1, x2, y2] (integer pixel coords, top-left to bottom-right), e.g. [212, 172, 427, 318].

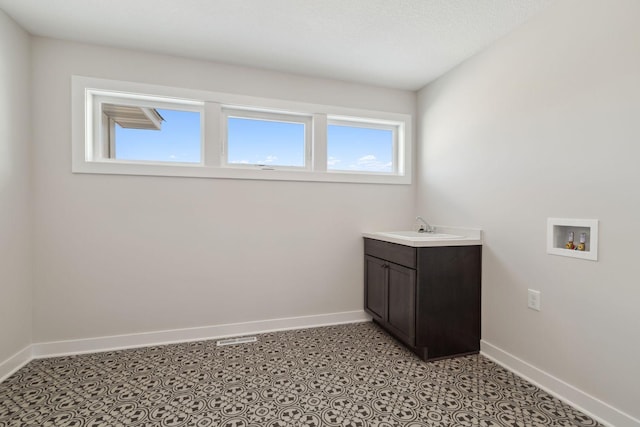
[363, 226, 483, 247]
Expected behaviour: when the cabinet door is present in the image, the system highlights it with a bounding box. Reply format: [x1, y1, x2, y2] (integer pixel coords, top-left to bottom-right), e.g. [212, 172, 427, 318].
[364, 255, 386, 322]
[386, 262, 416, 346]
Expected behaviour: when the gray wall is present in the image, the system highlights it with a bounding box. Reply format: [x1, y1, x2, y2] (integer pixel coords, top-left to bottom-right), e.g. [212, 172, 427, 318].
[30, 38, 416, 343]
[417, 0, 640, 419]
[0, 10, 32, 362]
[7, 2, 637, 422]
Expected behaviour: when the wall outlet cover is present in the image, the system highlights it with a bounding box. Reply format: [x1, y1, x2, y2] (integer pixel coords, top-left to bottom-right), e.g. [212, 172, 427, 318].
[528, 289, 541, 311]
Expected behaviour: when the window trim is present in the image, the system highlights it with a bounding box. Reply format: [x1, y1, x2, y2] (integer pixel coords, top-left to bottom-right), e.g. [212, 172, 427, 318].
[72, 76, 412, 184]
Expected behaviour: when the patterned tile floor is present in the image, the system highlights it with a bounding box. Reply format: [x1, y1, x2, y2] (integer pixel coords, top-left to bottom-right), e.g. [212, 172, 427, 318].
[0, 322, 601, 426]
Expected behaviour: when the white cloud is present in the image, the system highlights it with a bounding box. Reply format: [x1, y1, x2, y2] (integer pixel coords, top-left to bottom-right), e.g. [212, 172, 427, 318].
[327, 156, 341, 166]
[258, 155, 278, 164]
[230, 156, 278, 165]
[350, 154, 392, 172]
[358, 155, 376, 162]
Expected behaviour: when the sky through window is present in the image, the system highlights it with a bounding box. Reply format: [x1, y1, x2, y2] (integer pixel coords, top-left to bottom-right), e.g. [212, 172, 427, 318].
[327, 124, 393, 173]
[114, 108, 201, 163]
[227, 117, 305, 167]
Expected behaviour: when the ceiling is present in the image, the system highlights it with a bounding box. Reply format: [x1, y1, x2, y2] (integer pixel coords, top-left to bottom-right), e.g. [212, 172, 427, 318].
[0, 0, 554, 91]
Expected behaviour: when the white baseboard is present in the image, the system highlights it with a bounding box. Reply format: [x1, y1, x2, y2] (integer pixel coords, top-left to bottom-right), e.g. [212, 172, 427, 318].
[31, 310, 370, 358]
[481, 340, 640, 427]
[0, 345, 32, 382]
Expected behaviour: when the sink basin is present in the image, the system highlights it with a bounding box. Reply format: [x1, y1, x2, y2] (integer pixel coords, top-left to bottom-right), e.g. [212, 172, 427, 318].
[376, 231, 463, 240]
[363, 226, 482, 247]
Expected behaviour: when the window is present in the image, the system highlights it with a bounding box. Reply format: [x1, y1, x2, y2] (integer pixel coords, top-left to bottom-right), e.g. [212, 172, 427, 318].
[86, 89, 204, 165]
[223, 109, 312, 169]
[72, 76, 411, 184]
[327, 118, 398, 174]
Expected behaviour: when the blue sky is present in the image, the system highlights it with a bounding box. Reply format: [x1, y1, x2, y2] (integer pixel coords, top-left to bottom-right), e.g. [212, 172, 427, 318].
[327, 125, 393, 173]
[115, 110, 393, 173]
[227, 117, 305, 166]
[115, 109, 201, 163]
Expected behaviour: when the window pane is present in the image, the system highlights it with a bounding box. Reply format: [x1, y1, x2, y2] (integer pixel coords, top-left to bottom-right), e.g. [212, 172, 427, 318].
[327, 124, 394, 173]
[227, 117, 305, 167]
[113, 107, 201, 163]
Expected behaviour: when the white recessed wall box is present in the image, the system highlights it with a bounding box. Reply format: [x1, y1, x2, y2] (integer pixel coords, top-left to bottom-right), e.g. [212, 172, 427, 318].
[547, 218, 598, 261]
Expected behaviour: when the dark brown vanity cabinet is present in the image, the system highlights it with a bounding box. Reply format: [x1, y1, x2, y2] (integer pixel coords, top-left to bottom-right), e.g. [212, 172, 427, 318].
[364, 238, 481, 361]
[365, 255, 416, 346]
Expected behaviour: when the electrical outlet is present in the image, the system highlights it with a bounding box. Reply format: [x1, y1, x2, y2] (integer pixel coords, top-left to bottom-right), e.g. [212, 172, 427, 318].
[528, 289, 541, 311]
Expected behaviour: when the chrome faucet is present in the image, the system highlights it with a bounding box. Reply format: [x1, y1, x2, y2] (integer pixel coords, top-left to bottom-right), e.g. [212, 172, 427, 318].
[416, 216, 435, 233]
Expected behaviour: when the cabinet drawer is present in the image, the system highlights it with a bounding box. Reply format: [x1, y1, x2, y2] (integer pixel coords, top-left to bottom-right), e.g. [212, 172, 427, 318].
[364, 238, 416, 269]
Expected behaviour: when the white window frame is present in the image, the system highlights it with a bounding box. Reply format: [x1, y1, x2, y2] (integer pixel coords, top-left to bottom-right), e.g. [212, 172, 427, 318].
[72, 76, 412, 184]
[88, 91, 205, 165]
[221, 108, 313, 171]
[326, 116, 404, 175]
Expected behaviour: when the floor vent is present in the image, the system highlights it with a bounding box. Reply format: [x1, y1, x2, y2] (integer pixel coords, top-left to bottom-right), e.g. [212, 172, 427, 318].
[216, 336, 258, 347]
